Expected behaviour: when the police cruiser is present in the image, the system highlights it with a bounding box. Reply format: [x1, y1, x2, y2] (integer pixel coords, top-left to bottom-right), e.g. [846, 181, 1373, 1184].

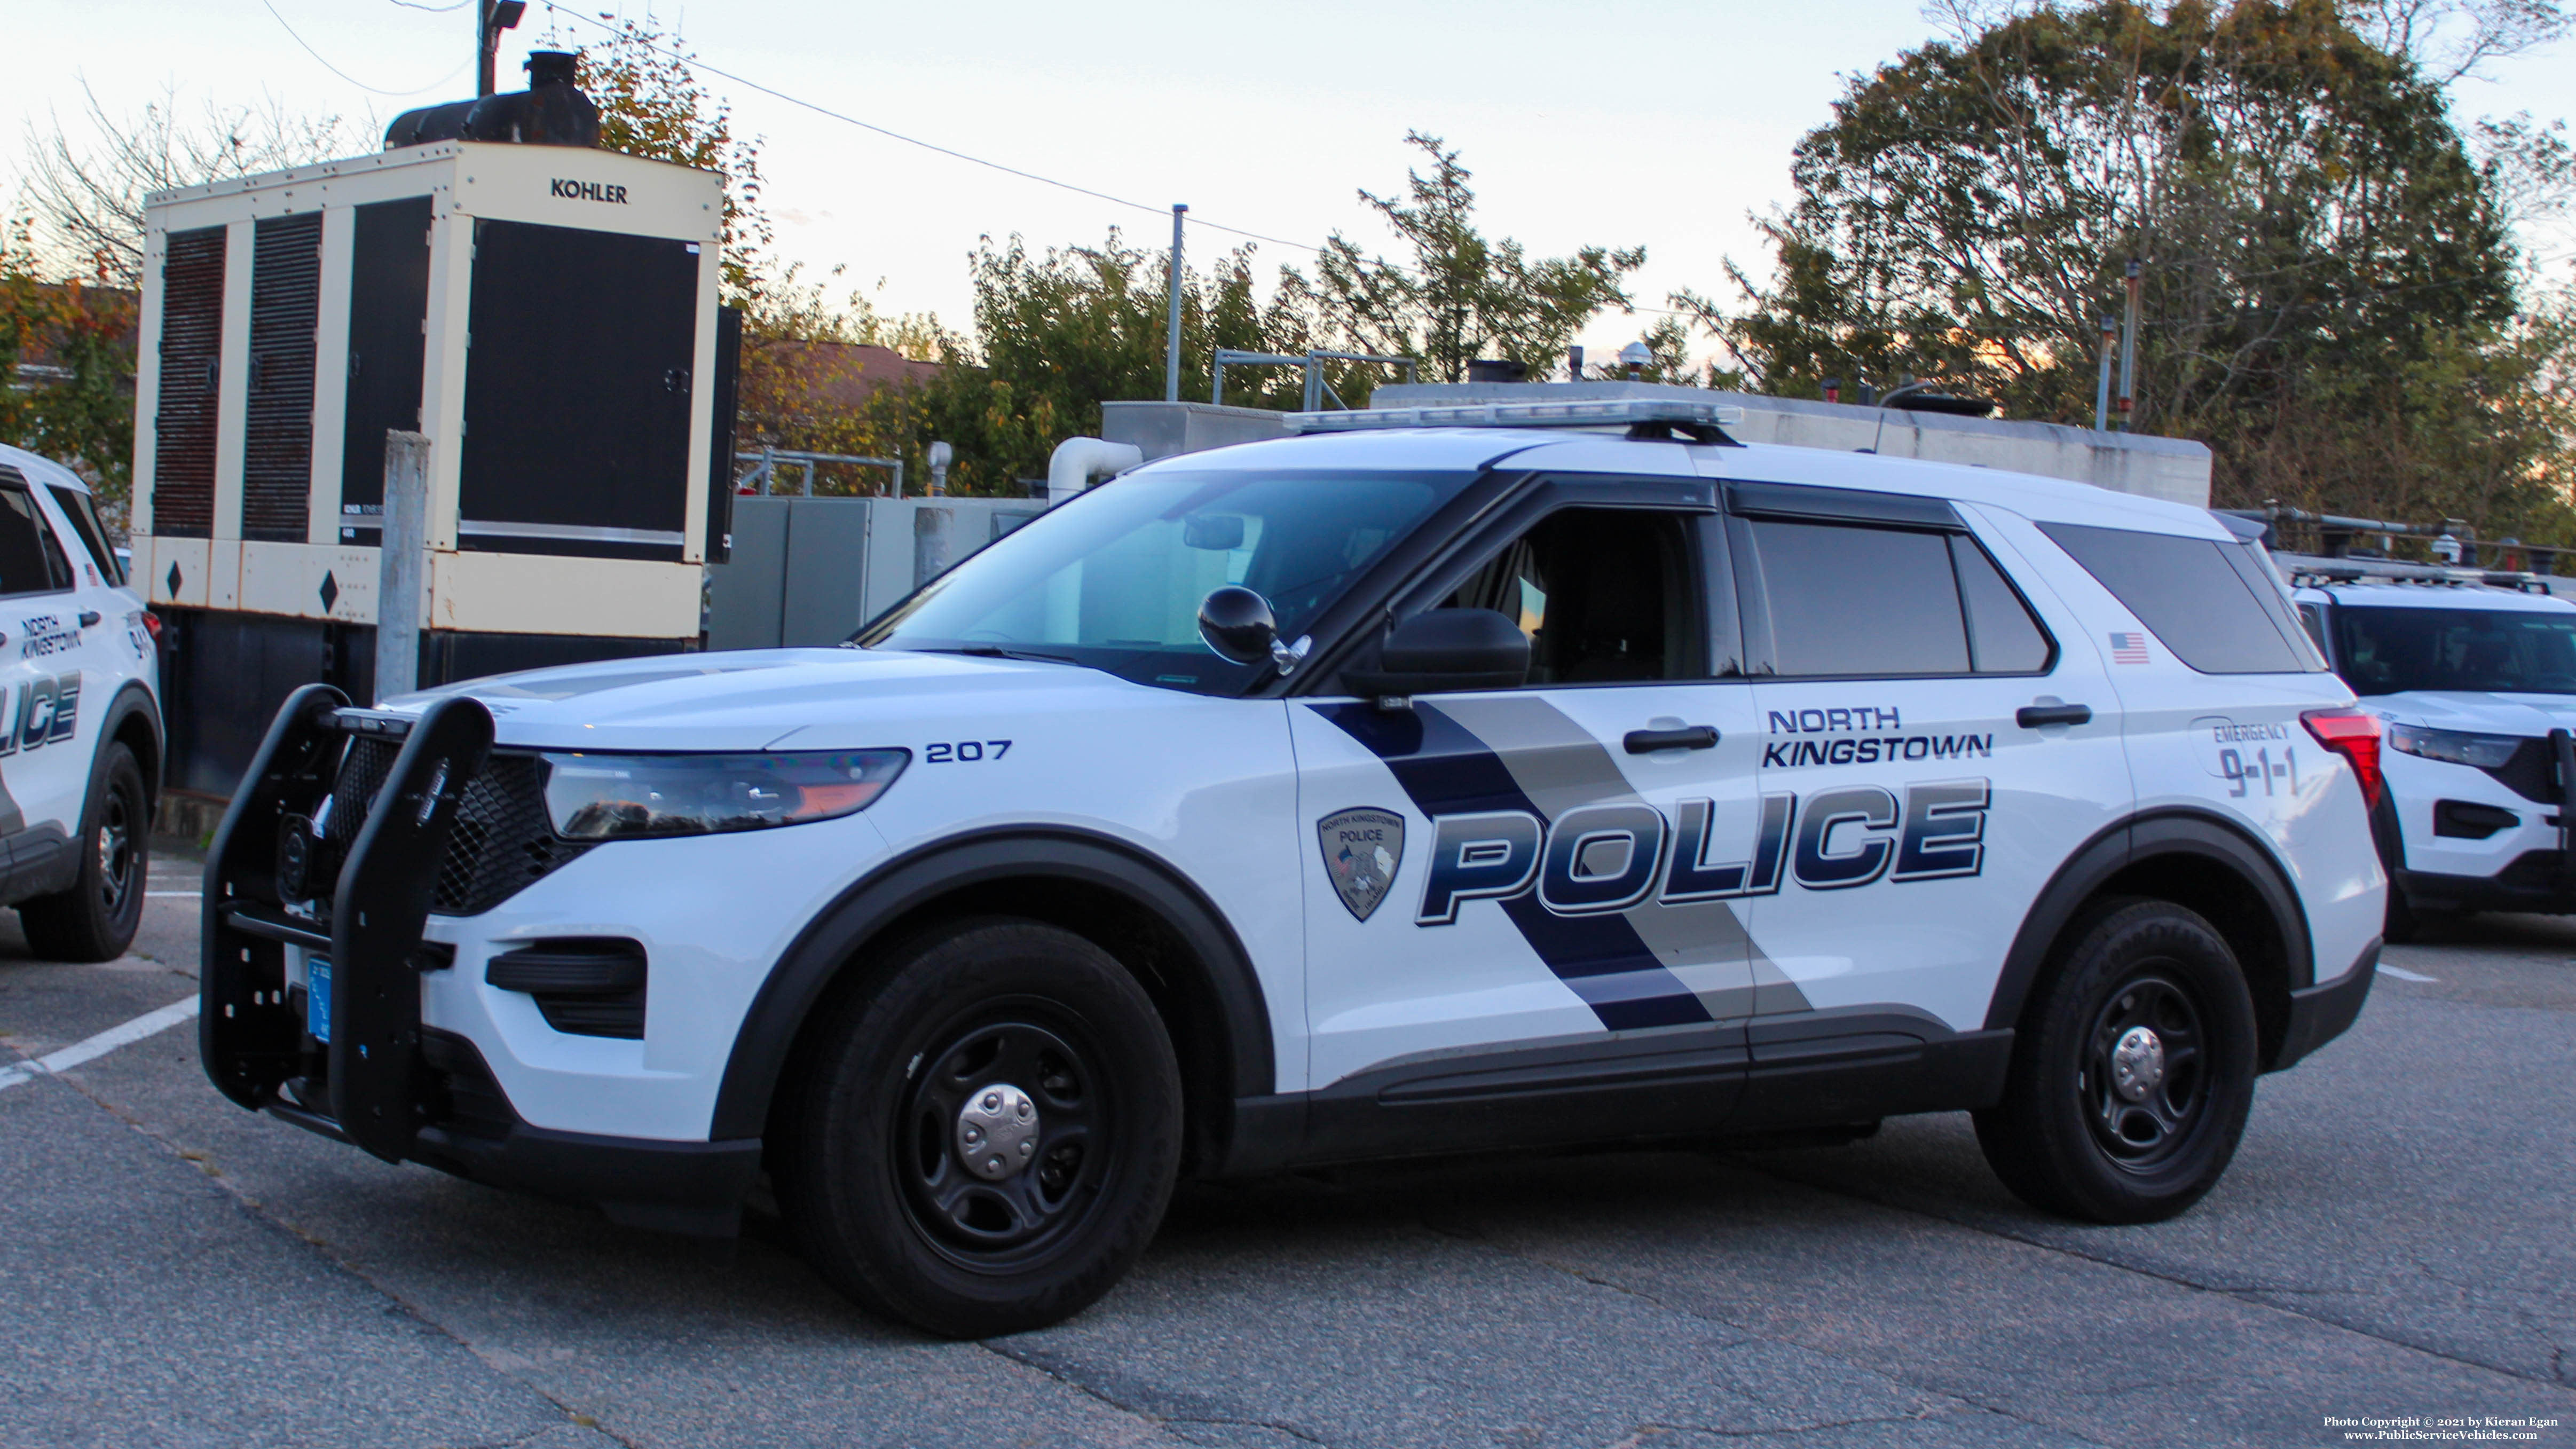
[201, 399, 2383, 1337]
[0, 444, 162, 963]
[2288, 564, 2576, 939]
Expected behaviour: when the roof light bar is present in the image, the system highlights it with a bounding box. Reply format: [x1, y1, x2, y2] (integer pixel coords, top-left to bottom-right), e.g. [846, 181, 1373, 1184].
[1287, 399, 1745, 435]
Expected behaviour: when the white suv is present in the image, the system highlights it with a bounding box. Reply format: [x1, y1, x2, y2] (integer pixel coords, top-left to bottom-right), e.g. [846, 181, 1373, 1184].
[201, 400, 2385, 1337]
[0, 444, 163, 962]
[2289, 572, 2576, 938]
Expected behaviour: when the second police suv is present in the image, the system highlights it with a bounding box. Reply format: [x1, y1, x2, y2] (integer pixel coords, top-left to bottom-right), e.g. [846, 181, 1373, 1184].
[203, 399, 2384, 1336]
[2289, 562, 2576, 939]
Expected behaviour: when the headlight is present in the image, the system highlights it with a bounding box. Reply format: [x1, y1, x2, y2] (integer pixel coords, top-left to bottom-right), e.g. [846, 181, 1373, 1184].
[2383, 722, 2522, 769]
[541, 749, 908, 839]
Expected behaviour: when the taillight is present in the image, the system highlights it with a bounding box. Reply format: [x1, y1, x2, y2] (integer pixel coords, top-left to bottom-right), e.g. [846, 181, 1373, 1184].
[132, 610, 163, 643]
[2303, 708, 2383, 809]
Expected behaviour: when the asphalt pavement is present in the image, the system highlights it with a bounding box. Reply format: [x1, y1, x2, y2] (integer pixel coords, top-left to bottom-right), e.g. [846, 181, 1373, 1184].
[2, 842, 2570, 1448]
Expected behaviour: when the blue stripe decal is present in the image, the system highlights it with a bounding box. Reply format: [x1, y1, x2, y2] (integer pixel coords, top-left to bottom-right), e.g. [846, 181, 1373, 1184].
[1315, 700, 1712, 1030]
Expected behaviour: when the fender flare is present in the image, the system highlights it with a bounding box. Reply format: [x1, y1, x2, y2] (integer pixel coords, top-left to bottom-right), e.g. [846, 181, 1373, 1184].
[1984, 807, 2314, 1036]
[93, 681, 164, 797]
[707, 826, 1278, 1142]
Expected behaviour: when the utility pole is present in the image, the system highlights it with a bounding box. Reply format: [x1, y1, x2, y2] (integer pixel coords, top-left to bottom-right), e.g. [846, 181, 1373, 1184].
[2093, 316, 2116, 431]
[478, 1, 527, 98]
[1163, 204, 1187, 404]
[2114, 257, 2141, 433]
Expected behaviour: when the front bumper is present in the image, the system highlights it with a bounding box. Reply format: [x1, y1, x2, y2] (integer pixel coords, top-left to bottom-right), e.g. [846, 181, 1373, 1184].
[200, 688, 785, 1236]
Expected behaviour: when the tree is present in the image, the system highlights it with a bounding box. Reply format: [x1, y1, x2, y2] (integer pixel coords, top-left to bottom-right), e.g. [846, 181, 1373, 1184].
[1694, 0, 2572, 536]
[16, 83, 369, 288]
[1314, 132, 1644, 383]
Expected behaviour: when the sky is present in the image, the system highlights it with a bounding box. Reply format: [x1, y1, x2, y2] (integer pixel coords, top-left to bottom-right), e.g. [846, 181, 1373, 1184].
[7, 1, 2570, 374]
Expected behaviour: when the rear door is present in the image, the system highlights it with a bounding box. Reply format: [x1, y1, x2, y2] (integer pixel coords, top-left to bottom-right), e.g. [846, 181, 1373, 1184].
[1724, 481, 2132, 1044]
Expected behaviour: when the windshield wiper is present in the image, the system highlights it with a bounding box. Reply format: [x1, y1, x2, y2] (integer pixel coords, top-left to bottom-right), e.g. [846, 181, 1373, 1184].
[905, 644, 1085, 666]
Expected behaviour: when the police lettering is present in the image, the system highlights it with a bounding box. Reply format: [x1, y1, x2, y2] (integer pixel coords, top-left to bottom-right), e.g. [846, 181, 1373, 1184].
[0, 670, 80, 758]
[1416, 777, 1990, 925]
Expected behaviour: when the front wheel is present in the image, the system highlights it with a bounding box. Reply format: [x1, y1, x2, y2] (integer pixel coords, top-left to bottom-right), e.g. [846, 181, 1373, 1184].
[19, 742, 147, 962]
[1975, 899, 2258, 1224]
[778, 918, 1181, 1337]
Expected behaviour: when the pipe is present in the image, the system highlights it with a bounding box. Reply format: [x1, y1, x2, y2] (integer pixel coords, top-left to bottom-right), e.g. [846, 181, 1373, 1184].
[1046, 437, 1143, 506]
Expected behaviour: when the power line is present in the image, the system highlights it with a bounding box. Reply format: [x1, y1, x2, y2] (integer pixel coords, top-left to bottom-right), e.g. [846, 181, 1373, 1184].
[384, 0, 471, 11]
[531, 2, 1691, 324]
[260, 0, 471, 96]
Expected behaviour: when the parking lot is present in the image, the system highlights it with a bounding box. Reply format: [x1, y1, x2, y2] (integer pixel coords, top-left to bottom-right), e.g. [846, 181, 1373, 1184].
[3, 842, 2571, 1449]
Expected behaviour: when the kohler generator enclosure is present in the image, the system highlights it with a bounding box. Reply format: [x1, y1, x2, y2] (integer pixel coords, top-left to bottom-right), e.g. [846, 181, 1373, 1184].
[133, 138, 736, 799]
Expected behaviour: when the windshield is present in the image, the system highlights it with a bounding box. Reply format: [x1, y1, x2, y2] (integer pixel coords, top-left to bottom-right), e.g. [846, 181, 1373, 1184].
[2333, 604, 2576, 696]
[861, 467, 1476, 693]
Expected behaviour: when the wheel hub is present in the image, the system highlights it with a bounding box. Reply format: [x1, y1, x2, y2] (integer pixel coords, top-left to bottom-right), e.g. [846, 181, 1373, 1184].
[2109, 1025, 2165, 1102]
[955, 1083, 1040, 1181]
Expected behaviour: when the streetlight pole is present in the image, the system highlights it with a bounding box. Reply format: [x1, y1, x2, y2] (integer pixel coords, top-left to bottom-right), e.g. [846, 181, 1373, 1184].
[1163, 204, 1187, 404]
[2115, 257, 2141, 433]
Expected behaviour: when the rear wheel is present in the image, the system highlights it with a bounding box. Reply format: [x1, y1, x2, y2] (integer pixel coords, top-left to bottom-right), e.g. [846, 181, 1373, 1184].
[778, 918, 1181, 1337]
[1975, 899, 2257, 1223]
[20, 743, 147, 963]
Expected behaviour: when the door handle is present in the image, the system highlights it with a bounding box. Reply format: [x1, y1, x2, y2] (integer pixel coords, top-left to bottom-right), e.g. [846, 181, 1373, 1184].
[77, 611, 101, 628]
[1624, 724, 1720, 753]
[2016, 703, 2092, 728]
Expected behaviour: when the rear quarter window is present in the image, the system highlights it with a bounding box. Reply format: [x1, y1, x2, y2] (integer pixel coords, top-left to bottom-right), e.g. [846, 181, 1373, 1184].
[2040, 523, 2323, 674]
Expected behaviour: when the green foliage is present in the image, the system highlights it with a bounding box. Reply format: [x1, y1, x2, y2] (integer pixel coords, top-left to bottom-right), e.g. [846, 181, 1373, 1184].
[0, 219, 137, 523]
[1315, 133, 1644, 383]
[1701, 0, 2571, 535]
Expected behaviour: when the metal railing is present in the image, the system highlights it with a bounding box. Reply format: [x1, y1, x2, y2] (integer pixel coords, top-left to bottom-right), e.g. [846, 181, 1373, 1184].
[736, 447, 904, 498]
[1211, 349, 1419, 411]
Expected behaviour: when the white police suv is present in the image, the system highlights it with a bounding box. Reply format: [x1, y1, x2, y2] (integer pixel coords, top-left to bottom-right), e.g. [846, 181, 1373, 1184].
[2288, 569, 2576, 939]
[202, 400, 2384, 1336]
[0, 443, 162, 962]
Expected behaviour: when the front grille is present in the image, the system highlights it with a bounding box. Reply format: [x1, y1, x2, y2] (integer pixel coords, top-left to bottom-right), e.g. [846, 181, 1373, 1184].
[2479, 737, 2561, 806]
[312, 736, 593, 916]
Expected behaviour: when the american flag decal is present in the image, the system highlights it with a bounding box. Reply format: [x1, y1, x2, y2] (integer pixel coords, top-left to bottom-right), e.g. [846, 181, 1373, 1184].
[2109, 632, 2150, 665]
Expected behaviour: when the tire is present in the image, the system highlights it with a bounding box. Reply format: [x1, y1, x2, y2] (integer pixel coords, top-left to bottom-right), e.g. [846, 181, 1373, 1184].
[2383, 885, 2421, 944]
[19, 742, 147, 963]
[1974, 899, 2258, 1224]
[778, 918, 1181, 1338]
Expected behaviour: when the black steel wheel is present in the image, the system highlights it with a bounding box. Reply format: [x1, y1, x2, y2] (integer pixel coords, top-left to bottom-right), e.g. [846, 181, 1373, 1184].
[21, 742, 147, 962]
[896, 1016, 1113, 1269]
[778, 918, 1180, 1337]
[2078, 974, 2207, 1171]
[1975, 898, 2257, 1223]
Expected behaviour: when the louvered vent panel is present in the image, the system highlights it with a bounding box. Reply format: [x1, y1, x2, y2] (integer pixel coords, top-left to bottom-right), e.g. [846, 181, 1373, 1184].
[245, 213, 321, 542]
[152, 226, 225, 538]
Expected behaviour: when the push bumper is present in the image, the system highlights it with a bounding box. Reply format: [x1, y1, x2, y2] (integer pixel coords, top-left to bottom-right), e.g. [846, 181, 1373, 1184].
[201, 687, 759, 1235]
[2271, 939, 2379, 1071]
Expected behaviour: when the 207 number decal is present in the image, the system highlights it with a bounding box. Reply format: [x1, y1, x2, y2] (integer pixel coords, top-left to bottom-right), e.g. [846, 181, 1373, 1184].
[924, 739, 1012, 763]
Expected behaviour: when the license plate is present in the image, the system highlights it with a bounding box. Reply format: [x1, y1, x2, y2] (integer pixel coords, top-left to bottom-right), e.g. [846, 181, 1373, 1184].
[306, 957, 332, 1044]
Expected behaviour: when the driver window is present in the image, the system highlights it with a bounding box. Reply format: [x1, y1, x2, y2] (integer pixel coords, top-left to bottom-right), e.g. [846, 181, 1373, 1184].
[1441, 508, 1700, 686]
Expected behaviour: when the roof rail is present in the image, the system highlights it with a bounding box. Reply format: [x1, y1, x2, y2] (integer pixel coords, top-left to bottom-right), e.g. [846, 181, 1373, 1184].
[1287, 398, 1744, 441]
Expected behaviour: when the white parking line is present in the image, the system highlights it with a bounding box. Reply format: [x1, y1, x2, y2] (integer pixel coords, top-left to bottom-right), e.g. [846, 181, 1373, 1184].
[145, 891, 200, 898]
[2378, 964, 2439, 983]
[0, 995, 201, 1093]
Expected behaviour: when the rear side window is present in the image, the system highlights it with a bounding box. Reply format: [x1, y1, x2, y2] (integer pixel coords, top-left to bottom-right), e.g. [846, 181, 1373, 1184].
[1740, 518, 2055, 677]
[2041, 523, 2322, 674]
[46, 484, 122, 585]
[0, 483, 73, 597]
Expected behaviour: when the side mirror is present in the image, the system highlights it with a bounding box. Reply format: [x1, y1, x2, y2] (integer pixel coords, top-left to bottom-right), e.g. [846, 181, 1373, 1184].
[1198, 586, 1312, 674]
[1344, 608, 1530, 697]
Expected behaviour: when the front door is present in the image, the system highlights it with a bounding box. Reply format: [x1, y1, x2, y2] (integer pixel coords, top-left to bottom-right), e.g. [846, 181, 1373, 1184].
[1295, 492, 1774, 1097]
[0, 472, 92, 853]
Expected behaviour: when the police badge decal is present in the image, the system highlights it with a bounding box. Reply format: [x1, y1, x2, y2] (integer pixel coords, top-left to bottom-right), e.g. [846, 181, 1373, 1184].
[1318, 808, 1406, 922]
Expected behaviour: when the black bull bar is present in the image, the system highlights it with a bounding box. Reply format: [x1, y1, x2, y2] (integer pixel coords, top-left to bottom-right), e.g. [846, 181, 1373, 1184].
[199, 686, 493, 1163]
